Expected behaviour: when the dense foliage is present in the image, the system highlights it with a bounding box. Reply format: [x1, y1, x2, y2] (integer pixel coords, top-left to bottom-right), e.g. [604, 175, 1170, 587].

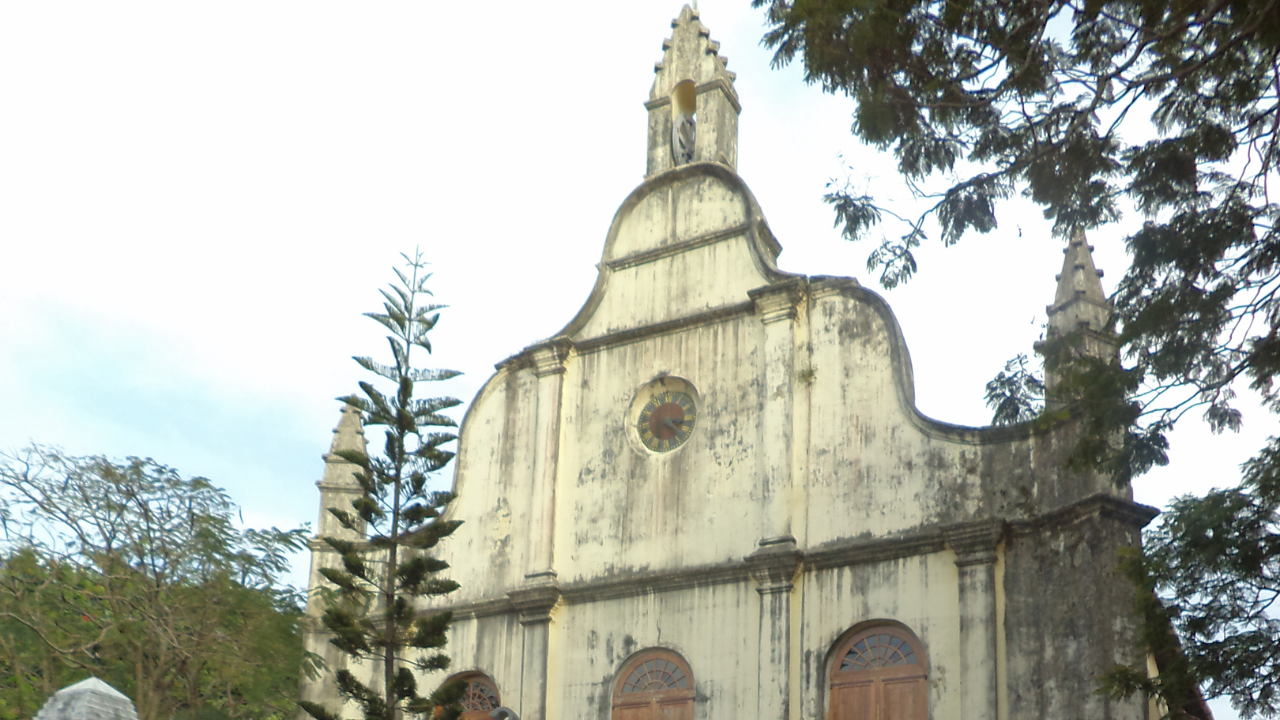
[984, 353, 1046, 425]
[299, 252, 465, 720]
[1102, 437, 1280, 717]
[0, 447, 311, 720]
[754, 0, 1279, 714]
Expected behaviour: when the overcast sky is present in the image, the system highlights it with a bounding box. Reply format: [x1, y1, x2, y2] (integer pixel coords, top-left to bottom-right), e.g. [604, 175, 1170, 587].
[0, 3, 1267, 716]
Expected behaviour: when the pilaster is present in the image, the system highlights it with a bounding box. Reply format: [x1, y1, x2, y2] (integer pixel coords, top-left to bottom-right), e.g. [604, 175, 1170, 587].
[508, 583, 561, 720]
[944, 519, 1005, 720]
[750, 280, 805, 547]
[527, 338, 572, 580]
[748, 543, 802, 720]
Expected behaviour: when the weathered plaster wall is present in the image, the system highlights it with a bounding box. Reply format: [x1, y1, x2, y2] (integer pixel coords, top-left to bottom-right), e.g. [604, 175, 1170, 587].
[431, 364, 537, 604]
[300, 7, 1155, 719]
[799, 556, 962, 720]
[556, 318, 766, 581]
[549, 583, 759, 720]
[442, 614, 525, 706]
[1003, 507, 1150, 720]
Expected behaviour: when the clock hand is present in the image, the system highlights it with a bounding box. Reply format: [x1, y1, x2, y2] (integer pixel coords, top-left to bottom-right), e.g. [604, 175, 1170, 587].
[662, 417, 683, 432]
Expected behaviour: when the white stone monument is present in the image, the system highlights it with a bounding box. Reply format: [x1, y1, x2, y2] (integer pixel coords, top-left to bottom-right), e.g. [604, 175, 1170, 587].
[32, 678, 140, 720]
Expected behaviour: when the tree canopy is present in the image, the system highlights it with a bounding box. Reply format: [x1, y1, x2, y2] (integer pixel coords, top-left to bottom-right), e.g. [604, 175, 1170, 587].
[753, 0, 1279, 715]
[0, 446, 312, 720]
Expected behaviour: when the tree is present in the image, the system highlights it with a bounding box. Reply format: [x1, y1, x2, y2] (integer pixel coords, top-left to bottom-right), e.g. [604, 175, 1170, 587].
[1100, 442, 1280, 718]
[752, 0, 1279, 714]
[984, 353, 1046, 425]
[0, 446, 312, 720]
[299, 252, 465, 720]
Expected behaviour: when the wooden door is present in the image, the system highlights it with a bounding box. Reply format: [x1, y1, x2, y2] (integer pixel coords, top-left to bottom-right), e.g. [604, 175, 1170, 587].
[830, 627, 928, 720]
[831, 679, 875, 719]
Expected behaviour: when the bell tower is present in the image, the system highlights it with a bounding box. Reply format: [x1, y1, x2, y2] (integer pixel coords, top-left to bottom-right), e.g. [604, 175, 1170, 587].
[644, 5, 740, 177]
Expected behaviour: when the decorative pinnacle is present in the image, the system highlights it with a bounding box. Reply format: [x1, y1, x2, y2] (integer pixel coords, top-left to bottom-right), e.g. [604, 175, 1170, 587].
[318, 404, 367, 493]
[1046, 229, 1110, 335]
[650, 6, 737, 85]
[327, 404, 366, 459]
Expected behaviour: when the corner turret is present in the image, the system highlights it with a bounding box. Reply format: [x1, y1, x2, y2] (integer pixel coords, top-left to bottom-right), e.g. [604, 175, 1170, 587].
[1038, 230, 1116, 408]
[644, 5, 740, 177]
[298, 404, 368, 720]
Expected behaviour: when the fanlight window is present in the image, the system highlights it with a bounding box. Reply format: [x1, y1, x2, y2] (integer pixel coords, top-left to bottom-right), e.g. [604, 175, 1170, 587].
[840, 632, 919, 670]
[830, 625, 928, 720]
[612, 649, 695, 720]
[454, 674, 500, 720]
[622, 658, 690, 693]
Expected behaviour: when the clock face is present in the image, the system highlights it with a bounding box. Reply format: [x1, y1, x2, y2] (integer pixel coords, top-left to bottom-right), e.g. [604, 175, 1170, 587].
[637, 390, 697, 452]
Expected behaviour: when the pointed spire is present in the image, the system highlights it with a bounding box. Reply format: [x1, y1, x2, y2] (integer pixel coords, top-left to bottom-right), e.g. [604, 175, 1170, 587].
[1039, 230, 1116, 409]
[1047, 228, 1109, 332]
[327, 403, 366, 458]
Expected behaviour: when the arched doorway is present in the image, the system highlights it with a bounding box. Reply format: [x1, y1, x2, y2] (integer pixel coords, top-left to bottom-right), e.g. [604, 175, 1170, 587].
[456, 673, 501, 720]
[611, 649, 695, 720]
[829, 625, 928, 720]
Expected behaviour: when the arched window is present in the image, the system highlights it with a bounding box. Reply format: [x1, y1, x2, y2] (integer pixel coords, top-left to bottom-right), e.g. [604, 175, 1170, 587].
[670, 80, 697, 165]
[455, 673, 501, 720]
[611, 649, 695, 720]
[829, 625, 928, 720]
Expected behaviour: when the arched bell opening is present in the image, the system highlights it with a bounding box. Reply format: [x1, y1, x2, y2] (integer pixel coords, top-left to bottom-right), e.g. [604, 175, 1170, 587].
[670, 80, 697, 165]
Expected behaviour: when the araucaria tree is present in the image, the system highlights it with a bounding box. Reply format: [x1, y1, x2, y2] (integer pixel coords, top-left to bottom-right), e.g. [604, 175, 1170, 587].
[753, 0, 1279, 715]
[300, 252, 465, 720]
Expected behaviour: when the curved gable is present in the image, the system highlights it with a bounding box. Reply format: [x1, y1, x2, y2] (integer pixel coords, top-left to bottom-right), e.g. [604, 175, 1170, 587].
[559, 163, 785, 342]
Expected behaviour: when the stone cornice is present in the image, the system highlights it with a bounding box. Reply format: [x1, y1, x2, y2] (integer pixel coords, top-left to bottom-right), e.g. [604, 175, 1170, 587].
[749, 279, 806, 325]
[562, 563, 754, 603]
[508, 583, 562, 625]
[574, 301, 755, 355]
[605, 224, 750, 271]
[418, 494, 1156, 621]
[448, 596, 516, 621]
[530, 337, 573, 378]
[942, 518, 1006, 567]
[805, 532, 948, 570]
[746, 539, 803, 594]
[644, 78, 741, 114]
[315, 480, 362, 493]
[1008, 493, 1158, 534]
[307, 535, 373, 552]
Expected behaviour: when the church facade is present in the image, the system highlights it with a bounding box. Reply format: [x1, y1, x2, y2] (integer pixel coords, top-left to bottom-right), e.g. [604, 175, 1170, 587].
[300, 7, 1159, 719]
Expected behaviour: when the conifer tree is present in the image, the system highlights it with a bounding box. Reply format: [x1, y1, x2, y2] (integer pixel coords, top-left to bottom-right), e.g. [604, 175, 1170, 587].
[300, 252, 465, 720]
